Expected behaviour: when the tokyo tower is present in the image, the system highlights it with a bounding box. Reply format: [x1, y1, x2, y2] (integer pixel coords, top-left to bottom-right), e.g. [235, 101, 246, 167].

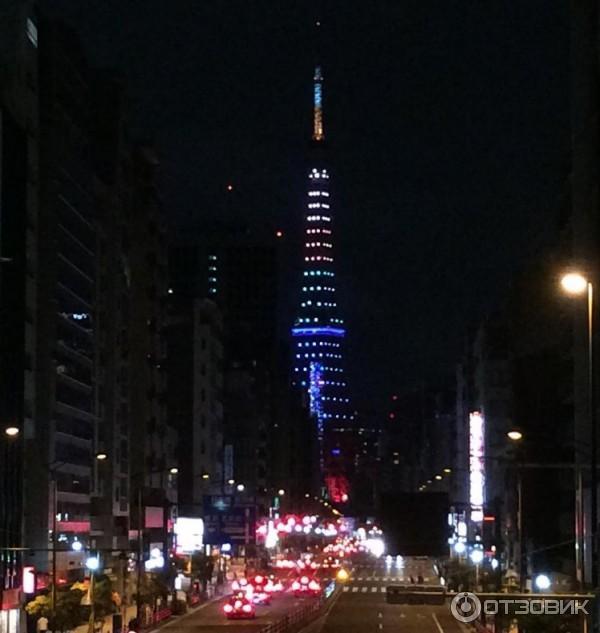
[292, 66, 353, 503]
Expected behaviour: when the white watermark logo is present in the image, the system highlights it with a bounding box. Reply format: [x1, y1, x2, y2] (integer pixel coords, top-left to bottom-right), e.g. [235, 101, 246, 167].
[450, 593, 590, 622]
[451, 592, 482, 623]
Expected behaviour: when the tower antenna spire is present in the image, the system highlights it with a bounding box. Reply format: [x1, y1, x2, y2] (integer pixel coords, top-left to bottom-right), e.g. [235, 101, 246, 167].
[312, 14, 324, 142]
[312, 65, 324, 142]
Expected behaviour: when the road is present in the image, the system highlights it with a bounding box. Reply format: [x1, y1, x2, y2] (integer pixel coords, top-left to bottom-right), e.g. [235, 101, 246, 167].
[160, 587, 316, 633]
[304, 557, 467, 633]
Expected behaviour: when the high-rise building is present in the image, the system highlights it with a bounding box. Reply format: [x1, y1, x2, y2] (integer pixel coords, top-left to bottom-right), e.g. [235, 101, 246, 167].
[0, 3, 39, 629]
[291, 66, 353, 502]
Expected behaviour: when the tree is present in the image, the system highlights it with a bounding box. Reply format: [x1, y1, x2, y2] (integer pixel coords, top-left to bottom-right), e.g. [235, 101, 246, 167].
[26, 585, 87, 633]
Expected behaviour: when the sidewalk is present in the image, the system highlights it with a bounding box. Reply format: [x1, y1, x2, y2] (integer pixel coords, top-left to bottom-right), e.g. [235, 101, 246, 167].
[71, 591, 225, 633]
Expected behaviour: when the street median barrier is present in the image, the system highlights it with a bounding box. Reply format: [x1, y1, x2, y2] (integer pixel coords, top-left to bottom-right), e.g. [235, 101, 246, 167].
[259, 581, 338, 633]
[386, 585, 446, 605]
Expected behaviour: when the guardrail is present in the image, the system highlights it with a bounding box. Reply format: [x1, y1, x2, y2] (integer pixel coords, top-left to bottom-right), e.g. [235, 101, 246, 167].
[386, 585, 446, 605]
[259, 581, 337, 633]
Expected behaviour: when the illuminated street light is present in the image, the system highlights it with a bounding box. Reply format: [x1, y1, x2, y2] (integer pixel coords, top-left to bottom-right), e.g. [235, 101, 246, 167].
[4, 426, 19, 437]
[435, 475, 442, 481]
[169, 467, 179, 475]
[560, 269, 596, 586]
[507, 429, 523, 442]
[85, 556, 100, 571]
[278, 489, 285, 496]
[443, 467, 452, 474]
[202, 473, 210, 480]
[561, 272, 588, 295]
[227, 479, 235, 485]
[95, 452, 108, 461]
[236, 483, 245, 492]
[470, 549, 484, 564]
[535, 574, 551, 591]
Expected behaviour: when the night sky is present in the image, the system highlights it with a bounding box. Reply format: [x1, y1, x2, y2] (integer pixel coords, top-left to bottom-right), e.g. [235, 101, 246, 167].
[43, 1, 570, 417]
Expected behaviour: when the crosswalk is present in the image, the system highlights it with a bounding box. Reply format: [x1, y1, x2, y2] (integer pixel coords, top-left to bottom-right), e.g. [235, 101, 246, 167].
[343, 586, 388, 593]
[349, 576, 431, 582]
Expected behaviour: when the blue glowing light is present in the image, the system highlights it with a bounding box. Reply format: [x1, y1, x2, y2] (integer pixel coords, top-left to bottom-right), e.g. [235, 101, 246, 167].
[292, 327, 346, 338]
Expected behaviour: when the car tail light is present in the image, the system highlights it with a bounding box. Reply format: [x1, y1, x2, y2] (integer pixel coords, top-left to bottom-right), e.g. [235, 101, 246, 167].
[255, 575, 264, 584]
[292, 581, 300, 590]
[242, 604, 252, 613]
[234, 600, 243, 609]
[301, 576, 309, 584]
[309, 581, 320, 591]
[223, 604, 233, 613]
[232, 581, 240, 590]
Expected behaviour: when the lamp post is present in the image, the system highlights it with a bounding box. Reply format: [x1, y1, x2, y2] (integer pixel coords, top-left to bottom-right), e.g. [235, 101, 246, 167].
[85, 556, 100, 633]
[561, 271, 596, 588]
[133, 466, 178, 622]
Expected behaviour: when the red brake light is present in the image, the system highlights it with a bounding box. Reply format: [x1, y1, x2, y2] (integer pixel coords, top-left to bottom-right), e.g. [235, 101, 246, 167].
[242, 604, 252, 613]
[255, 575, 264, 584]
[309, 580, 320, 591]
[234, 600, 242, 609]
[292, 581, 300, 590]
[223, 604, 233, 613]
[301, 576, 309, 584]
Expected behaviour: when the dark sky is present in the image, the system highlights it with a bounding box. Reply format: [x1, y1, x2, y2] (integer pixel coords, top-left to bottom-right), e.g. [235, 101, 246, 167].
[43, 1, 570, 417]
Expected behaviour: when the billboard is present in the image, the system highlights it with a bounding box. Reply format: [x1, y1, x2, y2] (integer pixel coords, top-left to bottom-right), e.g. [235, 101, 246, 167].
[203, 496, 256, 545]
[174, 517, 204, 553]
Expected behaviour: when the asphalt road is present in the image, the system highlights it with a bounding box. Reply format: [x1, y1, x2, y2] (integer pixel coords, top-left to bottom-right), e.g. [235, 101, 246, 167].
[304, 558, 468, 633]
[160, 588, 317, 633]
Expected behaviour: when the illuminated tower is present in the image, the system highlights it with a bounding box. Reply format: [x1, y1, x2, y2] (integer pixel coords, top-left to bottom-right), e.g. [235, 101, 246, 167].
[292, 66, 352, 502]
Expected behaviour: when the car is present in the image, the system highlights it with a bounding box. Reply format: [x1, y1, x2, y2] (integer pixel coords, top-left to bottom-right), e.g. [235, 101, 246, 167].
[291, 575, 321, 597]
[223, 592, 256, 619]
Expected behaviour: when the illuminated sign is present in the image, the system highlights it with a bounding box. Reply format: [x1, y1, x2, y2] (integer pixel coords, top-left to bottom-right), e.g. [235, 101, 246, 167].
[174, 518, 204, 553]
[469, 411, 485, 521]
[23, 566, 35, 594]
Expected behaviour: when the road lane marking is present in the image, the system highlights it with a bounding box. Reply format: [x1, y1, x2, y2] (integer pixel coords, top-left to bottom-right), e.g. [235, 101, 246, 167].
[371, 587, 378, 592]
[352, 587, 358, 593]
[380, 587, 386, 593]
[378, 625, 383, 630]
[343, 587, 349, 592]
[432, 613, 444, 633]
[378, 612, 383, 618]
[361, 587, 367, 593]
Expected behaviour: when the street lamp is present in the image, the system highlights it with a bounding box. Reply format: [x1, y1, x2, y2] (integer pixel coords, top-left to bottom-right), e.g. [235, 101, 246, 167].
[534, 573, 551, 591]
[169, 467, 179, 475]
[561, 270, 596, 588]
[278, 489, 285, 496]
[443, 467, 452, 474]
[4, 426, 19, 437]
[95, 451, 108, 461]
[434, 474, 443, 481]
[507, 429, 523, 442]
[202, 473, 210, 480]
[85, 557, 100, 633]
[236, 483, 245, 492]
